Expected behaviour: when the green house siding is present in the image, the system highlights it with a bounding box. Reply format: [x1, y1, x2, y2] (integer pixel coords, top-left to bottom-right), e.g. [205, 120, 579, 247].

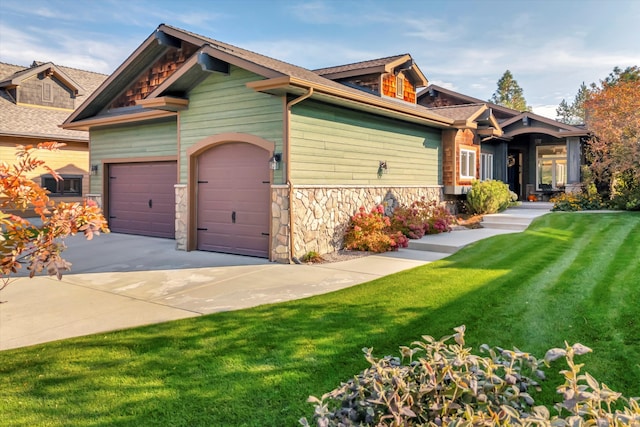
[290, 101, 441, 185]
[179, 66, 284, 183]
[89, 120, 178, 193]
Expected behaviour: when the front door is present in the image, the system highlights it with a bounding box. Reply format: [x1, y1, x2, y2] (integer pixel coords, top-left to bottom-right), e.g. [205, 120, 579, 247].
[507, 150, 522, 199]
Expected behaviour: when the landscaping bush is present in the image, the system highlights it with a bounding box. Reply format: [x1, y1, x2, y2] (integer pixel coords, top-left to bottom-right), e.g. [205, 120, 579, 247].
[343, 205, 408, 253]
[611, 170, 640, 211]
[466, 180, 512, 214]
[551, 187, 606, 211]
[390, 198, 455, 239]
[301, 327, 640, 427]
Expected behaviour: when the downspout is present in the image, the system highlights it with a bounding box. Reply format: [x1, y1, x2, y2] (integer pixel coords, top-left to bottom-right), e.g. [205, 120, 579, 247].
[285, 87, 314, 264]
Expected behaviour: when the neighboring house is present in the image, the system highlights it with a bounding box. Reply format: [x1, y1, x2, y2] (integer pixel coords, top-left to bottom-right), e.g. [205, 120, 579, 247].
[0, 61, 107, 211]
[62, 24, 588, 262]
[418, 85, 589, 200]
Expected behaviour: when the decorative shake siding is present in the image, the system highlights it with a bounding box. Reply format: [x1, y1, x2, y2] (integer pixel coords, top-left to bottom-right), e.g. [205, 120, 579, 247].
[89, 120, 178, 194]
[178, 66, 284, 184]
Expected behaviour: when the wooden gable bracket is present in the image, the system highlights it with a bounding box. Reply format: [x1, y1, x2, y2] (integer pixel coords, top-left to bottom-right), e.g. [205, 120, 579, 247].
[197, 52, 230, 75]
[155, 30, 182, 48]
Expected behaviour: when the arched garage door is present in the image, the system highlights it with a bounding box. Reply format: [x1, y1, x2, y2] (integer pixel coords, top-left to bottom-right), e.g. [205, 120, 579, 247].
[197, 143, 270, 257]
[108, 162, 176, 239]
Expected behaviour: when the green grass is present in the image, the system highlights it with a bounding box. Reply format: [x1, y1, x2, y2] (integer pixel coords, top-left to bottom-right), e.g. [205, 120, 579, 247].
[1, 212, 639, 426]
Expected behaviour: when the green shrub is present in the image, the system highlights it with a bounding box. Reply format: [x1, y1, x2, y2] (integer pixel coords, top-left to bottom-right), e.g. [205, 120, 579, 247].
[343, 205, 408, 253]
[466, 180, 512, 214]
[300, 327, 640, 427]
[611, 170, 640, 211]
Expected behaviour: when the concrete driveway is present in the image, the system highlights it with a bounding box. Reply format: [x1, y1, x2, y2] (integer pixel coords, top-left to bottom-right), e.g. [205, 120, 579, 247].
[0, 232, 445, 351]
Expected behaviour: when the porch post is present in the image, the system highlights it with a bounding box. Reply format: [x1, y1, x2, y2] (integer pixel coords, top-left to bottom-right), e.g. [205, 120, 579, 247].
[494, 142, 508, 182]
[566, 137, 581, 193]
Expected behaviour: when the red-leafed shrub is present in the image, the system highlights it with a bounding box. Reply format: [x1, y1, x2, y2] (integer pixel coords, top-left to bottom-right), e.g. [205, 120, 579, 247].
[343, 205, 408, 253]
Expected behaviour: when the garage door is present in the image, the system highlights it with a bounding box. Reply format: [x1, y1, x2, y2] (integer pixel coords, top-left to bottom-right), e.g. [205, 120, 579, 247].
[108, 162, 176, 238]
[197, 143, 270, 257]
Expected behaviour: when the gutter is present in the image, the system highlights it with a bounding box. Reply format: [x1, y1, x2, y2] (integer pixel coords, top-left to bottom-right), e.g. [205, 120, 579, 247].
[284, 87, 314, 264]
[247, 77, 454, 128]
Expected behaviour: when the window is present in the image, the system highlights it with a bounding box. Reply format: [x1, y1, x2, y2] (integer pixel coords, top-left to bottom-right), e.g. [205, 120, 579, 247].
[396, 75, 404, 99]
[536, 145, 567, 190]
[42, 174, 82, 196]
[480, 153, 494, 181]
[460, 149, 476, 179]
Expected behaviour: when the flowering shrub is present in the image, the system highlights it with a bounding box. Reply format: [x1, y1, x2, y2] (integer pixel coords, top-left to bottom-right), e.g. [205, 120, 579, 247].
[551, 191, 605, 211]
[343, 205, 408, 253]
[390, 198, 455, 238]
[301, 327, 640, 427]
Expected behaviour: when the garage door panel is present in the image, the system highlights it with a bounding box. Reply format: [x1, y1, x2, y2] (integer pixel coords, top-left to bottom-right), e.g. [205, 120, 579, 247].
[108, 162, 176, 239]
[197, 143, 269, 257]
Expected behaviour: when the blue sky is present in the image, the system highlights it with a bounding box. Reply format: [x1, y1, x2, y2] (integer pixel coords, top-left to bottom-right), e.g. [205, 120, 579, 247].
[1, 0, 638, 118]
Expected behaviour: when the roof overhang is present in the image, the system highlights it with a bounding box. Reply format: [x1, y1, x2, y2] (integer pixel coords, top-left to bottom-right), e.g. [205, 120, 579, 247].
[316, 54, 428, 88]
[0, 130, 88, 142]
[504, 127, 588, 139]
[135, 96, 189, 111]
[61, 109, 176, 131]
[501, 112, 590, 138]
[247, 76, 454, 128]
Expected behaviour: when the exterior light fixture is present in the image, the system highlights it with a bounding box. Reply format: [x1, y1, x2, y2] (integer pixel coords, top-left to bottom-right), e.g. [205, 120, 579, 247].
[269, 153, 281, 170]
[377, 161, 388, 178]
[522, 116, 529, 126]
[90, 164, 99, 175]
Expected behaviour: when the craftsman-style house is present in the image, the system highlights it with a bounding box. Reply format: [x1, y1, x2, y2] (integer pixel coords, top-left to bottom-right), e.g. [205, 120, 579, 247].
[0, 61, 107, 210]
[62, 24, 588, 261]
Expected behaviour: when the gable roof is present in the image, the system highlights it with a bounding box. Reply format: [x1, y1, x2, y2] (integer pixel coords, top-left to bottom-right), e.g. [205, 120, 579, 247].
[63, 24, 453, 130]
[427, 103, 502, 136]
[0, 61, 86, 95]
[0, 61, 107, 141]
[314, 54, 429, 87]
[419, 84, 519, 117]
[420, 84, 588, 138]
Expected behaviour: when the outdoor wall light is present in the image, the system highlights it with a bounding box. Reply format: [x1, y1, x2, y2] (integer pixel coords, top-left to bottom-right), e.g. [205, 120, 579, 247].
[90, 164, 99, 175]
[522, 116, 529, 126]
[269, 153, 282, 170]
[377, 161, 388, 178]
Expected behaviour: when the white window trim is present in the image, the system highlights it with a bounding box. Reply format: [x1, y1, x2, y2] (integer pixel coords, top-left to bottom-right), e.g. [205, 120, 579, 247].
[536, 145, 567, 190]
[480, 153, 494, 181]
[396, 75, 404, 99]
[460, 148, 476, 180]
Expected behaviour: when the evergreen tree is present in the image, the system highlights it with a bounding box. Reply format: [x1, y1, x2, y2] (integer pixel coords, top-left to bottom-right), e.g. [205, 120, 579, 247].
[489, 70, 531, 111]
[556, 82, 588, 125]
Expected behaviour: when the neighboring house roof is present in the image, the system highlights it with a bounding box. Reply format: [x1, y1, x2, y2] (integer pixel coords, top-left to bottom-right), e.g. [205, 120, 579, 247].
[64, 24, 453, 130]
[0, 61, 107, 141]
[313, 54, 429, 87]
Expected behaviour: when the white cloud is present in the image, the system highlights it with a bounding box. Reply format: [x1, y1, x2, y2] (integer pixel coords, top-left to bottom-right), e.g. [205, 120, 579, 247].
[532, 105, 558, 119]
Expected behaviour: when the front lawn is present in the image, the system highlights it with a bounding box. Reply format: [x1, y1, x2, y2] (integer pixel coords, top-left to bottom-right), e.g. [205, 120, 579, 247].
[1, 212, 639, 426]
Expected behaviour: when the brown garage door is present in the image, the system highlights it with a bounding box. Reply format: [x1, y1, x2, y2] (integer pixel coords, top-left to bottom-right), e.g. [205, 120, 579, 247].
[197, 143, 270, 257]
[108, 162, 176, 238]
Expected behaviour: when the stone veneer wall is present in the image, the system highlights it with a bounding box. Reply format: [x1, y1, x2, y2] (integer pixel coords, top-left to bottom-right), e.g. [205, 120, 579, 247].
[175, 184, 187, 250]
[271, 185, 443, 263]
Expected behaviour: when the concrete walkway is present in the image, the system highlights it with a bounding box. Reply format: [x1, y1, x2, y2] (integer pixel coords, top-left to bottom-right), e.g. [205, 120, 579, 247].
[0, 204, 550, 351]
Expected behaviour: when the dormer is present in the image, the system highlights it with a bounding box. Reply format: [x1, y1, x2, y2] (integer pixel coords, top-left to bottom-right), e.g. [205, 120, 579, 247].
[0, 61, 86, 111]
[314, 54, 428, 105]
